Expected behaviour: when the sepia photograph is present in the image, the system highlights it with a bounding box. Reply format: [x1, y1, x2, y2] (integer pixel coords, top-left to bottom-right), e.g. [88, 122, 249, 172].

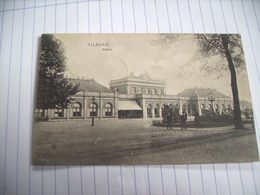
[32, 33, 259, 165]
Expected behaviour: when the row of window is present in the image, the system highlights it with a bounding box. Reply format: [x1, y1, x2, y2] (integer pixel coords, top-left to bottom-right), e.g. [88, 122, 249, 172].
[145, 103, 234, 117]
[146, 103, 179, 109]
[146, 104, 179, 118]
[56, 102, 113, 117]
[182, 104, 233, 114]
[147, 107, 160, 118]
[37, 102, 113, 118]
[200, 104, 232, 110]
[145, 103, 233, 111]
[131, 87, 164, 95]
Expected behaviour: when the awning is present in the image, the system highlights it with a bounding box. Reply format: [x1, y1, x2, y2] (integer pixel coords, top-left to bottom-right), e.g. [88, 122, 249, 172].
[118, 101, 142, 111]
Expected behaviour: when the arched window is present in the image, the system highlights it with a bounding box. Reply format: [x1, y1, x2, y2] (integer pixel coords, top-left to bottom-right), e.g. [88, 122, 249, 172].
[227, 104, 231, 111]
[174, 104, 179, 114]
[89, 103, 98, 117]
[161, 104, 169, 118]
[192, 104, 197, 115]
[147, 104, 153, 118]
[214, 104, 219, 114]
[154, 104, 160, 118]
[182, 104, 186, 114]
[200, 104, 205, 115]
[188, 104, 191, 115]
[73, 103, 81, 117]
[169, 104, 174, 114]
[104, 103, 113, 116]
[221, 104, 225, 114]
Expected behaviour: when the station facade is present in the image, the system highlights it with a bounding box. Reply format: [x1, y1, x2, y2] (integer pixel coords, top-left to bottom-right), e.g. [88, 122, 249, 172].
[35, 73, 251, 120]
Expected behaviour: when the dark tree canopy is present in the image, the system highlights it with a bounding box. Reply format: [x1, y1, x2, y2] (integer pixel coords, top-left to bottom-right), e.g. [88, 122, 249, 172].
[37, 34, 79, 110]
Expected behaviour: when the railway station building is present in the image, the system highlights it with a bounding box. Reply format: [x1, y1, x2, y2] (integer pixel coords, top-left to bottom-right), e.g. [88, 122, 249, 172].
[35, 73, 251, 120]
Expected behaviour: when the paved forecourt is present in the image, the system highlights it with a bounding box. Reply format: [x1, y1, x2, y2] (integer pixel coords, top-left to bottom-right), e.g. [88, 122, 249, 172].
[32, 119, 259, 165]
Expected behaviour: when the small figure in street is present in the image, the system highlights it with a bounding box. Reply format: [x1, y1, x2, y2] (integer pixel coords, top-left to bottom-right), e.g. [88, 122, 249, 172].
[166, 112, 173, 130]
[181, 112, 187, 130]
[194, 111, 200, 127]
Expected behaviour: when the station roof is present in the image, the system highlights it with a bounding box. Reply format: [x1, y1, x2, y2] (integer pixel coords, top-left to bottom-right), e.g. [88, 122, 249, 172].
[69, 78, 113, 93]
[110, 72, 166, 86]
[177, 88, 229, 98]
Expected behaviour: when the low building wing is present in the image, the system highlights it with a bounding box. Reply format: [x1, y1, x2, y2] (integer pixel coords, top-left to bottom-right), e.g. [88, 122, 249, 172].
[69, 78, 113, 93]
[177, 88, 229, 98]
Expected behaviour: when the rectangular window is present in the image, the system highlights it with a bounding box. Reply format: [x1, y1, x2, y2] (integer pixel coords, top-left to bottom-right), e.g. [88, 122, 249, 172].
[152, 89, 156, 95]
[54, 109, 64, 118]
[132, 87, 136, 94]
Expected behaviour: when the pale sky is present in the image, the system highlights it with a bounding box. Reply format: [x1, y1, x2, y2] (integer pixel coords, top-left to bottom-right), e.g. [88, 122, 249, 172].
[54, 34, 252, 101]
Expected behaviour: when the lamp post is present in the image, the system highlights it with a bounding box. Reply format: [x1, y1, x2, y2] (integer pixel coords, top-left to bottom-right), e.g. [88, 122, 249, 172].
[208, 94, 215, 113]
[91, 96, 95, 126]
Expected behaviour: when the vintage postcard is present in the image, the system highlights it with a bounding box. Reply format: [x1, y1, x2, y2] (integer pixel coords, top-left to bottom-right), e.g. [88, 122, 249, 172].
[32, 33, 259, 165]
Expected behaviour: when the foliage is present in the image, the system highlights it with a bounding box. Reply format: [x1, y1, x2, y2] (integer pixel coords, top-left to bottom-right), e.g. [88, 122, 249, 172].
[198, 113, 234, 122]
[196, 34, 245, 77]
[196, 34, 244, 128]
[154, 34, 245, 129]
[37, 34, 79, 110]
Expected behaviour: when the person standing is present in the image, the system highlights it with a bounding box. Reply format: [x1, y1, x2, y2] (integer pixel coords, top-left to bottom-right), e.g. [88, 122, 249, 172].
[194, 111, 200, 127]
[166, 112, 173, 130]
[181, 112, 187, 130]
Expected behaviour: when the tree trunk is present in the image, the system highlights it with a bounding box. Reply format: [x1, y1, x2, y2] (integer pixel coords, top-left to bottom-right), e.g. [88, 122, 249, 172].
[221, 35, 243, 129]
